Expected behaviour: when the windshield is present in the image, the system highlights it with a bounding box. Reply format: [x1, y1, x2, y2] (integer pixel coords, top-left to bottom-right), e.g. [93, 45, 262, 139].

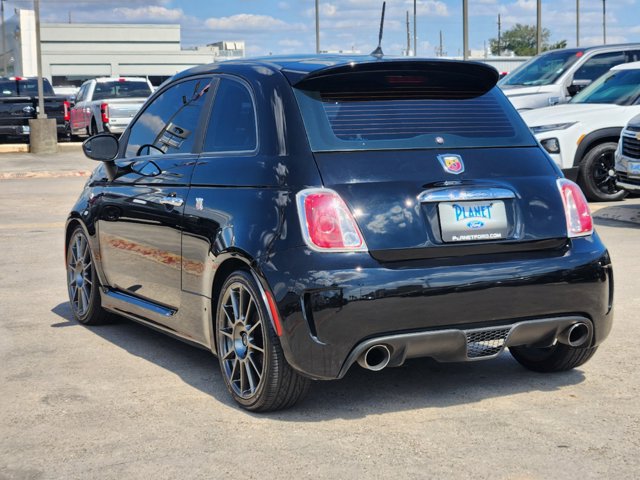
[92, 81, 151, 101]
[499, 49, 583, 87]
[570, 68, 640, 105]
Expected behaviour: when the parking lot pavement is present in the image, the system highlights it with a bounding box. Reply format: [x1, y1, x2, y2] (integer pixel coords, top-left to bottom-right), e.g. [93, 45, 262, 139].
[0, 144, 90, 180]
[1, 172, 640, 479]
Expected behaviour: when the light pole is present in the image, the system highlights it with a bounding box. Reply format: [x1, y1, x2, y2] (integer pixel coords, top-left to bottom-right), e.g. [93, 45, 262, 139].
[602, 0, 606, 44]
[29, 0, 57, 153]
[536, 0, 542, 55]
[315, 0, 320, 54]
[576, 0, 580, 47]
[1, 0, 6, 76]
[462, 0, 468, 60]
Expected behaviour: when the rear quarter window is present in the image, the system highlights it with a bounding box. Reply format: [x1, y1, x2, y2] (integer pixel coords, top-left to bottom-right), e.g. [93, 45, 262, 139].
[293, 73, 535, 152]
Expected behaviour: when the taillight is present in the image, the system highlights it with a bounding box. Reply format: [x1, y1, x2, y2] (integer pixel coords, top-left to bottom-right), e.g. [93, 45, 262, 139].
[63, 100, 70, 122]
[100, 103, 109, 123]
[557, 179, 593, 237]
[296, 188, 367, 252]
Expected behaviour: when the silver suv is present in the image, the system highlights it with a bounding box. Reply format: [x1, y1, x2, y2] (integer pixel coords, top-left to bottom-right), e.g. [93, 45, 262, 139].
[500, 44, 640, 110]
[615, 113, 640, 193]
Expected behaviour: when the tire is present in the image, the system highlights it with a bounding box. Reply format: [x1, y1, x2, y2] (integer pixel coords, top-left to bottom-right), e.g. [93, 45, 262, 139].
[510, 343, 598, 373]
[66, 226, 111, 325]
[215, 270, 310, 412]
[90, 119, 98, 137]
[577, 142, 627, 202]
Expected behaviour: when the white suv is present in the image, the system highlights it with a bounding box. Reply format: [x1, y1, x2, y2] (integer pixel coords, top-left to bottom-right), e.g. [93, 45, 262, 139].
[521, 61, 640, 201]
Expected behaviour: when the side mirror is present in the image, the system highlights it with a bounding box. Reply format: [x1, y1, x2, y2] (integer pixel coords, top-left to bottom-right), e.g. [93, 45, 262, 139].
[567, 79, 591, 96]
[83, 134, 120, 162]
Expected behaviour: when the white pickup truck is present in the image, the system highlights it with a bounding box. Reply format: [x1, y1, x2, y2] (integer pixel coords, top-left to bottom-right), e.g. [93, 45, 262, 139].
[69, 77, 153, 137]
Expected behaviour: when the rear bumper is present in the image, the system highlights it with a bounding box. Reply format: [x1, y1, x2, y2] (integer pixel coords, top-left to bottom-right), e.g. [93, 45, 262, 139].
[261, 235, 613, 380]
[0, 123, 68, 137]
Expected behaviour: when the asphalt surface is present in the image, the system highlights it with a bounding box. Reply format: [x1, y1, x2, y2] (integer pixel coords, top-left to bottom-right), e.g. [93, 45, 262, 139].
[1, 151, 639, 479]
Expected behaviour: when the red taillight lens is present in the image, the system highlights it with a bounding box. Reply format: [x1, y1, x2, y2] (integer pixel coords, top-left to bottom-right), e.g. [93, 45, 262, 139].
[100, 102, 109, 123]
[557, 179, 593, 237]
[297, 188, 367, 251]
[63, 100, 70, 122]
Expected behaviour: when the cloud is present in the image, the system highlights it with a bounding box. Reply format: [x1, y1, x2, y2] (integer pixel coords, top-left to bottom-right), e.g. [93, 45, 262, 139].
[113, 6, 185, 21]
[205, 14, 306, 32]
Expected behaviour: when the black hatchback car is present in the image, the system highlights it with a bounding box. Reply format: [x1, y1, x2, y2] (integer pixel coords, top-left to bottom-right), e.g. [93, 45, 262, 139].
[67, 56, 613, 411]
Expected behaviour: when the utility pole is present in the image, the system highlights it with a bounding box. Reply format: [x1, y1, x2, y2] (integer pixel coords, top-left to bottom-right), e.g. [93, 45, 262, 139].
[413, 0, 417, 56]
[30, 0, 58, 153]
[576, 0, 580, 46]
[497, 13, 501, 56]
[34, 0, 45, 120]
[315, 0, 320, 54]
[462, 0, 468, 60]
[439, 30, 444, 57]
[602, 0, 606, 44]
[406, 11, 410, 56]
[1, 0, 6, 76]
[536, 0, 542, 55]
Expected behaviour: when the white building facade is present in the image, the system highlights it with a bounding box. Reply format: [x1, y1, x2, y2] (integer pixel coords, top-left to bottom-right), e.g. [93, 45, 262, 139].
[1, 10, 244, 86]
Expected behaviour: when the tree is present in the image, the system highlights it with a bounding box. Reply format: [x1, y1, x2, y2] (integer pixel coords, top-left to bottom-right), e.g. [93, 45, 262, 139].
[490, 24, 567, 56]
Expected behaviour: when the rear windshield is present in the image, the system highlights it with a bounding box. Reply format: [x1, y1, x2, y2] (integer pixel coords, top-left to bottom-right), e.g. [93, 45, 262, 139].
[92, 81, 151, 101]
[0, 78, 54, 96]
[294, 83, 535, 152]
[499, 49, 583, 87]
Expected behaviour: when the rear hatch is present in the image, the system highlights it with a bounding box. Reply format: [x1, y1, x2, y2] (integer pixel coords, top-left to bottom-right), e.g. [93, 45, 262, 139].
[287, 59, 568, 261]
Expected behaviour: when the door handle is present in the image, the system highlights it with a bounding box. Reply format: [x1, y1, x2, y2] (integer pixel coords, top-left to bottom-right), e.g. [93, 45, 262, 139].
[160, 196, 184, 207]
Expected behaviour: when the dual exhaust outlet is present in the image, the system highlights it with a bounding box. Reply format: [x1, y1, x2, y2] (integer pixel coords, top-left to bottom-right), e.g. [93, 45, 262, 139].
[356, 321, 591, 372]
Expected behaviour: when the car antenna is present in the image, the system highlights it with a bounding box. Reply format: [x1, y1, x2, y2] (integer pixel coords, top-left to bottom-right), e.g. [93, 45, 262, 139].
[370, 1, 386, 59]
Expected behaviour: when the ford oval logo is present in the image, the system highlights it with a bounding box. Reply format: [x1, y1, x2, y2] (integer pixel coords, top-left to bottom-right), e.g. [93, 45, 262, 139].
[467, 220, 485, 229]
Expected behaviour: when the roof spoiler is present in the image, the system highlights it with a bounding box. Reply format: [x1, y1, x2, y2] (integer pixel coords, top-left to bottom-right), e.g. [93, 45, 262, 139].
[285, 59, 499, 96]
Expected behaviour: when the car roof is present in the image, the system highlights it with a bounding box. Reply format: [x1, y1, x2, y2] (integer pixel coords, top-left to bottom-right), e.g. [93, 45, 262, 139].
[174, 54, 499, 85]
[611, 60, 640, 71]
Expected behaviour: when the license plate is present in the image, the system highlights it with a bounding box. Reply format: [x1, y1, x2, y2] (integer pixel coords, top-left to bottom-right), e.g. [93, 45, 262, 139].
[628, 162, 640, 177]
[438, 200, 509, 242]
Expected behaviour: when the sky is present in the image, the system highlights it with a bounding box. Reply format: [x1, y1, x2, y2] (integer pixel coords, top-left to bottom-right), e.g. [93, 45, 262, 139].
[5, 0, 640, 57]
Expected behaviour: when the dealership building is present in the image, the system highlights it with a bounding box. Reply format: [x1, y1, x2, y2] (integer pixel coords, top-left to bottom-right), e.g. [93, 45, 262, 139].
[1, 9, 244, 87]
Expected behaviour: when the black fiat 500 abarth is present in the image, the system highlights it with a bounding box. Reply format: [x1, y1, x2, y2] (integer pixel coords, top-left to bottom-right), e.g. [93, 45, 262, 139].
[67, 56, 613, 411]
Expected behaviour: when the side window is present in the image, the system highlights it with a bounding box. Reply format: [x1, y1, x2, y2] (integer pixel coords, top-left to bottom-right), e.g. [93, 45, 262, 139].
[204, 78, 257, 152]
[76, 84, 87, 102]
[627, 50, 640, 62]
[574, 51, 627, 82]
[125, 78, 212, 157]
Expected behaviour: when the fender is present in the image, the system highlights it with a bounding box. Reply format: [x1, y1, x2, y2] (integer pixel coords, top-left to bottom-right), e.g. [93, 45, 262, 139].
[573, 127, 623, 167]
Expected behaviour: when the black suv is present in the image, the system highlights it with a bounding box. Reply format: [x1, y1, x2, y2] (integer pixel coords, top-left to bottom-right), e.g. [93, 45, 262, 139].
[68, 56, 614, 411]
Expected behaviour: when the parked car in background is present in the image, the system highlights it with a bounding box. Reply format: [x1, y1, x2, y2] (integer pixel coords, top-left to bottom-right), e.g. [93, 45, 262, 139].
[69, 77, 153, 138]
[521, 61, 640, 201]
[615, 113, 640, 194]
[0, 76, 69, 141]
[500, 44, 640, 110]
[68, 56, 613, 412]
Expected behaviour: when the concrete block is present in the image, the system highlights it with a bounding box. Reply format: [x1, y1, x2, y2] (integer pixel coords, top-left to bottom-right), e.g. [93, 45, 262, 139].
[29, 118, 58, 154]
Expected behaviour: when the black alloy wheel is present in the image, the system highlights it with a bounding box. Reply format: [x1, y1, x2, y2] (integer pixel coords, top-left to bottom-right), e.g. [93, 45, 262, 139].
[579, 142, 627, 202]
[216, 271, 310, 411]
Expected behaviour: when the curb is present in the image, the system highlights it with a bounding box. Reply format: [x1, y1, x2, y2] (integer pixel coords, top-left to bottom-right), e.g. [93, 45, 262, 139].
[0, 142, 82, 154]
[0, 170, 91, 180]
[593, 204, 640, 226]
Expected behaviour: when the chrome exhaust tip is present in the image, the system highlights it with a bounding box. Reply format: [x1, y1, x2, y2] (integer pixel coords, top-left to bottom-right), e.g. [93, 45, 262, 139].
[357, 345, 391, 371]
[557, 322, 591, 347]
